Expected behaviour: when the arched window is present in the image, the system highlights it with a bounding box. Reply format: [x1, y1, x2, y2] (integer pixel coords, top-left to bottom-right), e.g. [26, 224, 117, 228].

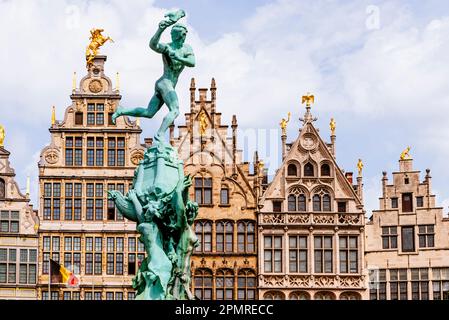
[216, 221, 233, 252]
[321, 164, 331, 176]
[304, 163, 314, 177]
[298, 194, 306, 212]
[263, 291, 285, 300]
[340, 292, 361, 300]
[194, 269, 213, 300]
[314, 291, 335, 300]
[323, 194, 331, 211]
[313, 195, 321, 211]
[216, 269, 234, 300]
[287, 164, 297, 176]
[289, 291, 310, 300]
[220, 186, 229, 205]
[237, 269, 257, 300]
[288, 195, 297, 211]
[195, 221, 212, 252]
[0, 178, 5, 199]
[237, 221, 255, 253]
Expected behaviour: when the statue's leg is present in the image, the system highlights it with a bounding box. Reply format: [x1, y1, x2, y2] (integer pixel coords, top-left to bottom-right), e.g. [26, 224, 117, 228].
[155, 89, 179, 141]
[112, 93, 163, 124]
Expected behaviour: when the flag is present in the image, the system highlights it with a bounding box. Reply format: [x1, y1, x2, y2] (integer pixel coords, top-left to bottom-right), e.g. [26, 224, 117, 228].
[49, 259, 79, 287]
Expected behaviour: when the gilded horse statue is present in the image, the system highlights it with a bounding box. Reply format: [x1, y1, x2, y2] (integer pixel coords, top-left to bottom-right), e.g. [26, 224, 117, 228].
[86, 28, 114, 67]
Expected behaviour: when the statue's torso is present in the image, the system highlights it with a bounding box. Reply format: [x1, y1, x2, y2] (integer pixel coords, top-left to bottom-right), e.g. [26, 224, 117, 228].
[160, 43, 189, 86]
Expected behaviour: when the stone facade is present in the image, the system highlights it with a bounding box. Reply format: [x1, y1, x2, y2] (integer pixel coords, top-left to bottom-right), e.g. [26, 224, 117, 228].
[258, 105, 367, 300]
[36, 55, 146, 300]
[0, 146, 39, 299]
[172, 79, 262, 300]
[365, 158, 449, 300]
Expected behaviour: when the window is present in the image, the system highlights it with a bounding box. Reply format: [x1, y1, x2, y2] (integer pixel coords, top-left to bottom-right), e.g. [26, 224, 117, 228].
[263, 291, 285, 300]
[237, 221, 255, 253]
[127, 292, 135, 300]
[339, 236, 358, 273]
[272, 201, 282, 212]
[107, 184, 125, 220]
[195, 177, 212, 205]
[195, 221, 212, 252]
[0, 248, 35, 285]
[194, 269, 213, 300]
[0, 178, 5, 199]
[108, 113, 116, 126]
[418, 225, 434, 248]
[65, 183, 82, 221]
[288, 195, 296, 211]
[65, 137, 83, 166]
[390, 269, 408, 300]
[216, 221, 233, 253]
[321, 164, 331, 176]
[264, 236, 282, 273]
[402, 193, 413, 212]
[75, 112, 83, 125]
[402, 226, 415, 252]
[237, 269, 256, 300]
[323, 194, 331, 211]
[369, 269, 387, 300]
[339, 292, 360, 300]
[1, 211, 20, 233]
[127, 237, 145, 276]
[314, 292, 335, 300]
[215, 269, 234, 300]
[314, 236, 333, 273]
[289, 236, 307, 273]
[63, 237, 81, 274]
[87, 103, 104, 126]
[287, 164, 297, 176]
[220, 187, 229, 205]
[298, 194, 306, 211]
[86, 183, 103, 220]
[313, 195, 321, 212]
[43, 183, 61, 220]
[404, 177, 410, 184]
[411, 268, 429, 300]
[87, 137, 104, 167]
[337, 202, 347, 213]
[289, 292, 310, 300]
[391, 197, 398, 208]
[108, 137, 125, 166]
[416, 196, 424, 207]
[432, 268, 449, 300]
[382, 226, 398, 249]
[304, 162, 314, 177]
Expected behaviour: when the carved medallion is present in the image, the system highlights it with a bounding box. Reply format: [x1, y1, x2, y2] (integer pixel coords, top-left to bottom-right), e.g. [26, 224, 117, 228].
[130, 150, 144, 165]
[300, 133, 317, 151]
[44, 149, 59, 164]
[88, 79, 103, 93]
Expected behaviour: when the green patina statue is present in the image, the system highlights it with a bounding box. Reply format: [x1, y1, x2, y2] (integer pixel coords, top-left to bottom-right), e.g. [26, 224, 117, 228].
[108, 9, 199, 300]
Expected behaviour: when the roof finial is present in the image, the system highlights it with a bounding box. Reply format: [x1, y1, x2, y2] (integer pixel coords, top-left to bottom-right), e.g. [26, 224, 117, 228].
[400, 146, 411, 160]
[280, 112, 291, 136]
[116, 72, 120, 91]
[357, 159, 364, 177]
[86, 28, 114, 68]
[72, 72, 77, 91]
[0, 124, 5, 147]
[330, 118, 336, 136]
[300, 92, 317, 123]
[26, 176, 30, 197]
[51, 106, 56, 125]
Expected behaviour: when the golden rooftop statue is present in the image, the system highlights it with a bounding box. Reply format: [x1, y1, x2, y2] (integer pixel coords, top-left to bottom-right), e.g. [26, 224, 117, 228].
[86, 28, 114, 67]
[400, 146, 411, 160]
[0, 124, 5, 147]
[301, 92, 315, 107]
[280, 112, 291, 136]
[199, 111, 208, 136]
[357, 159, 364, 176]
[51, 106, 56, 125]
[330, 118, 336, 136]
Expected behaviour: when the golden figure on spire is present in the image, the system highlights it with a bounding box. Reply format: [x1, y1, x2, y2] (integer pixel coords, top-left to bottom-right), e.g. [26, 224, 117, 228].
[357, 159, 364, 176]
[280, 112, 291, 136]
[199, 111, 208, 136]
[400, 146, 411, 160]
[330, 118, 336, 136]
[72, 72, 77, 91]
[0, 124, 5, 147]
[51, 106, 56, 125]
[301, 92, 315, 107]
[86, 28, 114, 68]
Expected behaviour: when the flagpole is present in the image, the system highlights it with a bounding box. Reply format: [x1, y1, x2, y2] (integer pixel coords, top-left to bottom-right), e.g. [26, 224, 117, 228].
[48, 258, 51, 300]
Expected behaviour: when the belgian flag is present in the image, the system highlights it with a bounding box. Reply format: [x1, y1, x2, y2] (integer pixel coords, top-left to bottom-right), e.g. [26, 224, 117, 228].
[50, 259, 79, 287]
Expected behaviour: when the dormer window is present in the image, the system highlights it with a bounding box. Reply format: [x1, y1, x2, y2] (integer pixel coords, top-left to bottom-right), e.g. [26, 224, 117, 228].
[87, 103, 105, 126]
[0, 178, 5, 199]
[75, 112, 83, 125]
[287, 164, 298, 176]
[321, 164, 331, 177]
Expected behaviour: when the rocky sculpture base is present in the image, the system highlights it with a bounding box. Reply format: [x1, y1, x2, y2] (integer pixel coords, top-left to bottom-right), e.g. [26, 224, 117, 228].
[108, 140, 199, 300]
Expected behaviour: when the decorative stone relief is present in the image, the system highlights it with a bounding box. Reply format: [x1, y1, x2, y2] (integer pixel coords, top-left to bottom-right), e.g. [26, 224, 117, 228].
[338, 214, 361, 225]
[314, 276, 336, 287]
[313, 214, 335, 224]
[88, 79, 103, 93]
[262, 213, 284, 224]
[44, 149, 59, 164]
[130, 150, 144, 166]
[288, 275, 311, 287]
[287, 214, 309, 224]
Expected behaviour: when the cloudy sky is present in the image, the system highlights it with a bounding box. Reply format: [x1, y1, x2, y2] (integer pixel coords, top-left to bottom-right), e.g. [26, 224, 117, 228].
[1, 0, 449, 216]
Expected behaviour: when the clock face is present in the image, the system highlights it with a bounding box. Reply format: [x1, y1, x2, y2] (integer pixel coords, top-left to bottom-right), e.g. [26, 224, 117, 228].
[89, 79, 103, 93]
